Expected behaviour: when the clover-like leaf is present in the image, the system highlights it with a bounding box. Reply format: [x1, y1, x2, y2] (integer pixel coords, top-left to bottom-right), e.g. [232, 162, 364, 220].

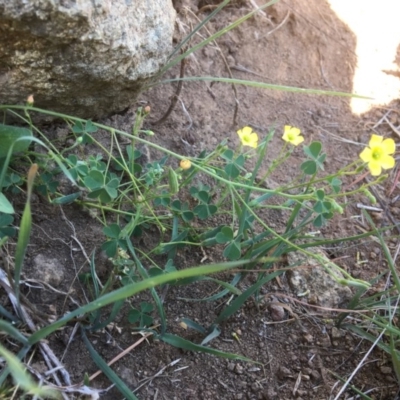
[223, 239, 241, 260]
[215, 226, 234, 244]
[300, 160, 317, 175]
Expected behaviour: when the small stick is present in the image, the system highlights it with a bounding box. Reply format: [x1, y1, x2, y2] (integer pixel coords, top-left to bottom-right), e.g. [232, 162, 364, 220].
[152, 57, 186, 125]
[88, 332, 153, 382]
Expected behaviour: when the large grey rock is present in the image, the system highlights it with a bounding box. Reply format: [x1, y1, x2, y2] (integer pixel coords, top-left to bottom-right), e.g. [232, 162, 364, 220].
[0, 0, 175, 120]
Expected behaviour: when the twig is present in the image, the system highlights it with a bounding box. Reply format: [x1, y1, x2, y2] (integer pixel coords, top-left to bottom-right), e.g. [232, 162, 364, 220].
[187, 8, 240, 126]
[367, 183, 400, 236]
[88, 332, 153, 382]
[152, 57, 186, 125]
[263, 10, 290, 38]
[383, 114, 400, 138]
[249, 0, 267, 16]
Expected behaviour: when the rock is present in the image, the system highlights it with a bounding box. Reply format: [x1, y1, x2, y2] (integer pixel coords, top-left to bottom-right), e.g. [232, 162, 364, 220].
[0, 0, 175, 121]
[31, 254, 65, 287]
[277, 366, 292, 379]
[287, 248, 352, 309]
[310, 370, 321, 381]
[331, 327, 343, 339]
[380, 366, 393, 375]
[268, 303, 285, 321]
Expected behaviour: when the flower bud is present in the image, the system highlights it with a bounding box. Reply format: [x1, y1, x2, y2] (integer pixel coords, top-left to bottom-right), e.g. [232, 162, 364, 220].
[144, 105, 151, 114]
[180, 159, 191, 170]
[26, 94, 34, 106]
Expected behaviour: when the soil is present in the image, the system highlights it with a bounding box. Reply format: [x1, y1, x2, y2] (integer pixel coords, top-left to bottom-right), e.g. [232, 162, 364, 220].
[2, 0, 400, 399]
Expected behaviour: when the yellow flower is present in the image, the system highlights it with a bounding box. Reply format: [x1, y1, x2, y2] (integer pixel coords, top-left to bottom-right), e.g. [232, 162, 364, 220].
[180, 159, 191, 170]
[359, 134, 395, 176]
[237, 126, 258, 148]
[282, 125, 304, 146]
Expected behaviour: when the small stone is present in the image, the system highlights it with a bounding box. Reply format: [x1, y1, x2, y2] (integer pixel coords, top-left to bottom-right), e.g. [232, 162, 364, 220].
[319, 336, 331, 347]
[251, 382, 261, 392]
[235, 364, 244, 375]
[235, 394, 244, 400]
[262, 387, 278, 400]
[370, 251, 377, 259]
[303, 333, 313, 343]
[32, 254, 65, 287]
[277, 366, 292, 379]
[268, 303, 285, 321]
[310, 370, 321, 381]
[331, 327, 342, 339]
[227, 362, 235, 372]
[380, 366, 392, 374]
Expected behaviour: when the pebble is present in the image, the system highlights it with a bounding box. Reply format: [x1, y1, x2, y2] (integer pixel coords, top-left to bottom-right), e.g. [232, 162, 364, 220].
[331, 327, 342, 339]
[277, 366, 292, 379]
[235, 364, 244, 375]
[310, 370, 321, 381]
[268, 303, 285, 321]
[32, 254, 65, 287]
[303, 333, 313, 343]
[380, 366, 392, 374]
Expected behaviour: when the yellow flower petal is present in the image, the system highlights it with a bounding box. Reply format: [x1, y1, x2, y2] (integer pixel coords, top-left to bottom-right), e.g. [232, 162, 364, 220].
[284, 126, 301, 137]
[360, 134, 396, 176]
[368, 161, 382, 176]
[380, 154, 395, 169]
[369, 134, 383, 147]
[382, 138, 395, 154]
[359, 147, 372, 163]
[237, 126, 258, 148]
[282, 126, 304, 146]
[291, 135, 304, 146]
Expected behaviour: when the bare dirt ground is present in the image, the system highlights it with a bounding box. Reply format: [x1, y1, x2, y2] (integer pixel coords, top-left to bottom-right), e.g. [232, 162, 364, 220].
[3, 0, 400, 399]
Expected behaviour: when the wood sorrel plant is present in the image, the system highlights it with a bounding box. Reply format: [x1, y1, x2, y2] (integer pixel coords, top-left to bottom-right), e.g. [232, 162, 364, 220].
[0, 101, 395, 399]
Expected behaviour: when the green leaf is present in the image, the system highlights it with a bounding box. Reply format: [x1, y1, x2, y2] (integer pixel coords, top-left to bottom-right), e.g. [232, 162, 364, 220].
[315, 153, 326, 171]
[215, 226, 233, 243]
[52, 192, 81, 205]
[103, 224, 121, 239]
[315, 189, 325, 201]
[194, 204, 217, 220]
[81, 330, 137, 400]
[198, 190, 210, 203]
[223, 240, 241, 260]
[221, 149, 234, 161]
[141, 302, 154, 313]
[160, 333, 255, 363]
[84, 170, 103, 190]
[329, 177, 342, 194]
[0, 193, 14, 214]
[200, 326, 221, 345]
[0, 124, 32, 158]
[300, 160, 317, 175]
[0, 344, 59, 398]
[304, 141, 322, 159]
[225, 163, 240, 179]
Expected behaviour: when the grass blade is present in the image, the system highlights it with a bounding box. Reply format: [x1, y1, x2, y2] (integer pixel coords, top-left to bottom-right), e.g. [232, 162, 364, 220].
[153, 76, 370, 98]
[0, 319, 28, 345]
[28, 260, 248, 345]
[13, 164, 37, 303]
[160, 333, 256, 363]
[159, 0, 279, 73]
[0, 344, 59, 399]
[81, 328, 138, 400]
